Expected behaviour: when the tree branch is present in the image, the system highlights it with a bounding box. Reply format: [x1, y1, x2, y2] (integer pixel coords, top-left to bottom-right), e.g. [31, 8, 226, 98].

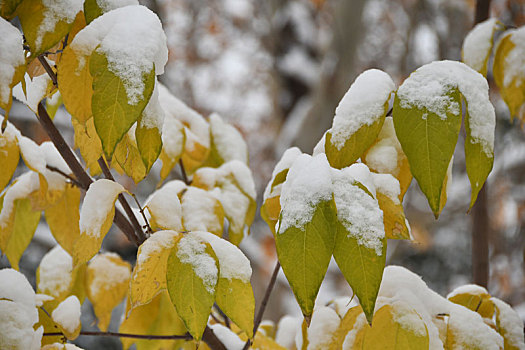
[43, 331, 192, 340]
[242, 261, 281, 350]
[37, 55, 57, 87]
[46, 165, 82, 188]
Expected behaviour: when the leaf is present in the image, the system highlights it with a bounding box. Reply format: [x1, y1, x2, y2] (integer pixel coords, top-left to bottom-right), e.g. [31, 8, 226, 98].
[166, 234, 219, 340]
[120, 291, 187, 350]
[462, 18, 500, 76]
[393, 88, 462, 217]
[377, 192, 410, 240]
[261, 195, 281, 235]
[16, 0, 82, 56]
[72, 117, 102, 176]
[491, 297, 525, 350]
[136, 115, 162, 174]
[44, 184, 81, 256]
[130, 230, 181, 309]
[0, 127, 19, 192]
[90, 50, 155, 159]
[0, 0, 23, 19]
[328, 305, 365, 349]
[83, 0, 103, 24]
[36, 245, 76, 301]
[113, 131, 148, 183]
[181, 128, 211, 174]
[324, 69, 395, 169]
[74, 179, 125, 265]
[145, 182, 184, 231]
[181, 187, 225, 237]
[51, 295, 81, 340]
[0, 194, 41, 270]
[86, 253, 131, 331]
[57, 46, 94, 124]
[159, 117, 185, 183]
[194, 231, 255, 338]
[362, 304, 429, 349]
[493, 31, 525, 122]
[276, 199, 337, 319]
[206, 113, 248, 167]
[447, 286, 494, 319]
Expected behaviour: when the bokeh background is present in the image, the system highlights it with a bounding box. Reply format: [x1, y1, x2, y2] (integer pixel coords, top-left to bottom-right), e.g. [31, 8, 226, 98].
[2, 0, 525, 348]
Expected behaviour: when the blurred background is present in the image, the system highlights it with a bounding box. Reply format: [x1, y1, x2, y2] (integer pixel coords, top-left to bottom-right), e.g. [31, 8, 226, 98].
[2, 0, 525, 348]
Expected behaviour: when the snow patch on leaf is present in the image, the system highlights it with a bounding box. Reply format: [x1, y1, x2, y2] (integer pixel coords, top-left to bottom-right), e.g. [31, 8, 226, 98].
[176, 234, 218, 294]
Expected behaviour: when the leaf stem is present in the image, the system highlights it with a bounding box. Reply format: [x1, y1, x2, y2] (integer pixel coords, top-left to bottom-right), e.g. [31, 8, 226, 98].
[42, 331, 193, 340]
[131, 193, 153, 234]
[179, 159, 189, 185]
[45, 165, 83, 188]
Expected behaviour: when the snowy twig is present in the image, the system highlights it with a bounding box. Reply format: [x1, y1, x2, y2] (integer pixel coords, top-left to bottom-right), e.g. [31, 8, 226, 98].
[46, 165, 82, 188]
[242, 261, 281, 350]
[37, 55, 57, 87]
[131, 193, 153, 235]
[42, 331, 193, 340]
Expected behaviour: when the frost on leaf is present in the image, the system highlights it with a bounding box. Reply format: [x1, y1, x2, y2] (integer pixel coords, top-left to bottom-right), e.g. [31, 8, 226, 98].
[87, 253, 131, 331]
[0, 18, 25, 119]
[462, 18, 500, 76]
[75, 179, 125, 265]
[0, 268, 43, 350]
[394, 60, 495, 215]
[325, 69, 395, 169]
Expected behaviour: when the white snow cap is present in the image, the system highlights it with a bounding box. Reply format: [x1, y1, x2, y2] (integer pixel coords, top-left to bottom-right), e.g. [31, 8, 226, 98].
[88, 253, 131, 295]
[52, 295, 81, 334]
[140, 79, 165, 130]
[36, 0, 83, 51]
[193, 231, 252, 283]
[79, 179, 125, 237]
[307, 306, 341, 350]
[371, 172, 401, 205]
[38, 245, 73, 298]
[13, 74, 52, 112]
[446, 284, 489, 299]
[0, 269, 43, 350]
[145, 181, 183, 231]
[330, 69, 395, 150]
[462, 18, 499, 73]
[397, 60, 495, 156]
[364, 117, 404, 175]
[275, 316, 302, 349]
[181, 186, 223, 234]
[278, 153, 333, 233]
[209, 323, 244, 350]
[95, 0, 138, 12]
[263, 147, 302, 201]
[0, 18, 25, 105]
[136, 230, 179, 270]
[501, 27, 525, 88]
[70, 5, 167, 104]
[210, 113, 248, 163]
[491, 297, 525, 350]
[176, 234, 218, 294]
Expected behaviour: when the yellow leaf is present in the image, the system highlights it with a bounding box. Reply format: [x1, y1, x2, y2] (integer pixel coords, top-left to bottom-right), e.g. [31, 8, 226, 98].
[72, 117, 102, 176]
[74, 179, 125, 265]
[44, 184, 81, 256]
[58, 46, 93, 123]
[462, 18, 501, 76]
[376, 192, 410, 240]
[86, 253, 131, 331]
[113, 131, 147, 183]
[51, 295, 82, 340]
[181, 128, 210, 174]
[0, 124, 19, 192]
[492, 297, 525, 350]
[447, 285, 494, 319]
[0, 0, 23, 19]
[328, 305, 364, 349]
[159, 117, 185, 183]
[0, 19, 25, 120]
[130, 230, 181, 309]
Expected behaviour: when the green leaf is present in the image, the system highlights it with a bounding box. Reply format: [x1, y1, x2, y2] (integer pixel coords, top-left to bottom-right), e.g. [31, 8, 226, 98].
[136, 116, 162, 174]
[464, 99, 493, 210]
[71, 117, 102, 176]
[90, 50, 155, 159]
[0, 0, 23, 19]
[83, 0, 103, 24]
[166, 234, 219, 340]
[113, 131, 148, 183]
[393, 88, 462, 217]
[275, 199, 337, 320]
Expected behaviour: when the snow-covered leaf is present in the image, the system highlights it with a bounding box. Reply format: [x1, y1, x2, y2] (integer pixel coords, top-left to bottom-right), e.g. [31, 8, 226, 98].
[491, 297, 525, 350]
[112, 130, 147, 183]
[447, 284, 494, 319]
[145, 181, 184, 231]
[181, 186, 225, 236]
[74, 179, 125, 265]
[462, 18, 501, 76]
[306, 306, 340, 350]
[159, 116, 185, 183]
[0, 117, 19, 192]
[166, 233, 219, 340]
[71, 117, 102, 176]
[86, 253, 131, 331]
[130, 230, 181, 309]
[207, 113, 248, 166]
[328, 305, 365, 348]
[325, 69, 395, 169]
[51, 295, 81, 340]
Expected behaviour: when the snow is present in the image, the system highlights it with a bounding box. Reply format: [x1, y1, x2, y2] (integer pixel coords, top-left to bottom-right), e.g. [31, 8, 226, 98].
[263, 147, 302, 201]
[36, 0, 83, 51]
[390, 299, 427, 336]
[371, 173, 401, 204]
[209, 113, 248, 163]
[18, 135, 47, 173]
[307, 306, 340, 350]
[397, 60, 495, 156]
[345, 163, 376, 197]
[13, 74, 52, 112]
[88, 253, 131, 295]
[0, 18, 24, 105]
[491, 297, 525, 350]
[0, 172, 40, 228]
[139, 80, 164, 130]
[503, 27, 525, 88]
[176, 234, 218, 294]
[95, 0, 138, 12]
[278, 154, 333, 233]
[38, 245, 73, 298]
[342, 313, 367, 350]
[161, 113, 185, 160]
[364, 117, 403, 175]
[51, 295, 81, 334]
[193, 231, 252, 283]
[330, 69, 395, 150]
[145, 181, 183, 231]
[332, 167, 385, 255]
[158, 83, 210, 148]
[275, 316, 302, 349]
[446, 284, 489, 299]
[79, 179, 125, 237]
[312, 132, 326, 156]
[209, 323, 244, 350]
[136, 230, 179, 269]
[70, 5, 167, 105]
[0, 268, 42, 350]
[462, 18, 499, 73]
[181, 187, 223, 234]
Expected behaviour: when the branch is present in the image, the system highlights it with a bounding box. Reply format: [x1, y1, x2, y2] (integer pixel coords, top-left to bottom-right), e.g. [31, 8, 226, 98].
[43, 331, 192, 340]
[37, 56, 57, 87]
[46, 165, 82, 188]
[131, 193, 153, 234]
[242, 261, 281, 350]
[179, 159, 189, 185]
[97, 158, 147, 244]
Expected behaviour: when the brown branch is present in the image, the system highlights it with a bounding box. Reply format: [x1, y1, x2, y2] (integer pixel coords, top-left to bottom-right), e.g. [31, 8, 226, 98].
[37, 56, 57, 87]
[46, 165, 82, 188]
[43, 331, 192, 340]
[242, 261, 281, 350]
[131, 193, 153, 234]
[97, 157, 147, 244]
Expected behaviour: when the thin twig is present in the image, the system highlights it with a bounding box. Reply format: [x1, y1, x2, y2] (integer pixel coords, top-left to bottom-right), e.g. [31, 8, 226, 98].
[97, 157, 147, 244]
[37, 55, 57, 87]
[131, 193, 153, 234]
[43, 331, 192, 340]
[46, 165, 82, 188]
[242, 261, 281, 350]
[179, 159, 189, 185]
[214, 304, 231, 329]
